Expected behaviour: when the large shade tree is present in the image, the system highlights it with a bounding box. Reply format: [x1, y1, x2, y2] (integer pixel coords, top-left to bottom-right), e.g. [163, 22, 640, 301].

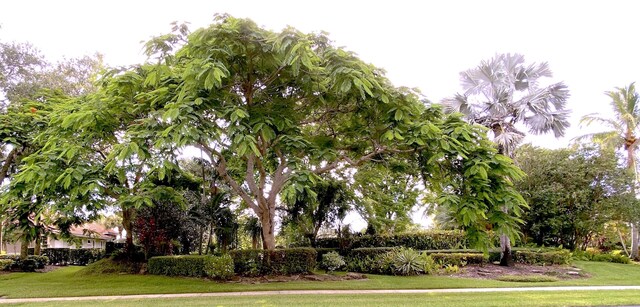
[578, 83, 640, 259]
[11, 16, 528, 253]
[120, 16, 528, 250]
[442, 53, 570, 265]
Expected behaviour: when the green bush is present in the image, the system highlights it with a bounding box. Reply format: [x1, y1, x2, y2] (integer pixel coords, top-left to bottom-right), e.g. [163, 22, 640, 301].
[27, 255, 49, 269]
[430, 253, 488, 267]
[42, 248, 70, 265]
[320, 251, 346, 273]
[573, 249, 630, 264]
[0, 259, 13, 271]
[419, 253, 438, 275]
[70, 249, 105, 265]
[204, 254, 235, 280]
[230, 248, 317, 276]
[390, 248, 425, 276]
[19, 258, 37, 272]
[315, 231, 468, 250]
[514, 249, 571, 265]
[314, 248, 340, 263]
[148, 255, 207, 277]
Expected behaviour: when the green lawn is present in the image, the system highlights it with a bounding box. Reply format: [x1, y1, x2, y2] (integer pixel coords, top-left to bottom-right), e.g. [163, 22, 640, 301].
[9, 291, 640, 307]
[0, 261, 639, 299]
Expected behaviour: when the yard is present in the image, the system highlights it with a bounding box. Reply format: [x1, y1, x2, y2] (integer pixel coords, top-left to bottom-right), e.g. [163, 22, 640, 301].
[1, 261, 640, 306]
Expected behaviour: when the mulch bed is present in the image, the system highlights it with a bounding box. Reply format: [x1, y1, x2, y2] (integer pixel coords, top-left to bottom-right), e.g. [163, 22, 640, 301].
[228, 272, 368, 284]
[454, 263, 589, 280]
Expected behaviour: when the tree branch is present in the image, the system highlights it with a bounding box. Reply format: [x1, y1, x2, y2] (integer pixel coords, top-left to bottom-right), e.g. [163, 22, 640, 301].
[195, 142, 260, 213]
[313, 146, 387, 174]
[0, 147, 19, 184]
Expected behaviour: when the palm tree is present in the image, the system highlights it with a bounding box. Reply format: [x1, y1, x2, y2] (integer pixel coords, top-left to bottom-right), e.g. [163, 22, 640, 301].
[578, 82, 640, 259]
[443, 53, 570, 266]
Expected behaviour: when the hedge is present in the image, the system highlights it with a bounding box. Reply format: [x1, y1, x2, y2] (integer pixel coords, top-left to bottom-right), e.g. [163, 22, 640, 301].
[148, 255, 208, 277]
[41, 248, 105, 265]
[513, 250, 572, 265]
[0, 259, 13, 271]
[430, 253, 488, 266]
[0, 255, 48, 271]
[315, 231, 468, 250]
[230, 248, 316, 276]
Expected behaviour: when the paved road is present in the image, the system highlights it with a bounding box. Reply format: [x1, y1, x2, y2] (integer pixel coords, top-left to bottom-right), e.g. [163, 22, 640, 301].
[1, 286, 640, 304]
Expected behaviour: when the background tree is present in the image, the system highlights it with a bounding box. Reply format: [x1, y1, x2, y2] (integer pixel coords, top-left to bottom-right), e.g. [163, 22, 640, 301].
[351, 161, 420, 234]
[442, 53, 570, 266]
[579, 83, 640, 259]
[0, 42, 101, 258]
[515, 144, 637, 250]
[281, 177, 352, 246]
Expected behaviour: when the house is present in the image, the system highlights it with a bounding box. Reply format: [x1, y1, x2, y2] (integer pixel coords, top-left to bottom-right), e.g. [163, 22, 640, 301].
[1, 223, 119, 255]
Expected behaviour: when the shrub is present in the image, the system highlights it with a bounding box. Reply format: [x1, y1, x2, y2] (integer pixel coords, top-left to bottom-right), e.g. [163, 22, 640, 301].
[78, 258, 144, 275]
[443, 264, 460, 274]
[27, 255, 49, 269]
[573, 249, 631, 264]
[42, 248, 70, 265]
[204, 254, 235, 280]
[19, 258, 38, 272]
[0, 259, 13, 271]
[314, 248, 340, 263]
[390, 248, 425, 276]
[419, 253, 437, 275]
[70, 249, 105, 265]
[430, 253, 487, 267]
[148, 255, 207, 277]
[514, 250, 571, 265]
[316, 231, 468, 250]
[230, 248, 317, 276]
[320, 251, 346, 273]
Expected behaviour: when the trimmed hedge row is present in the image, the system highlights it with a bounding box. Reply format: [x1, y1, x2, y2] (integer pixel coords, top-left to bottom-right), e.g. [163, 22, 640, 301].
[316, 231, 468, 250]
[430, 253, 488, 266]
[41, 248, 105, 265]
[230, 248, 316, 276]
[148, 255, 208, 277]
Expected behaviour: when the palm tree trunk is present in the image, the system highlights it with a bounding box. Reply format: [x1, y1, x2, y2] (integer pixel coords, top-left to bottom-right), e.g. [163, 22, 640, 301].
[493, 126, 515, 267]
[20, 237, 29, 260]
[627, 144, 639, 260]
[0, 219, 4, 255]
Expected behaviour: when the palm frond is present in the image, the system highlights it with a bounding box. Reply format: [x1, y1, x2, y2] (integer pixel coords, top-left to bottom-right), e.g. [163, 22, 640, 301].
[441, 93, 473, 117]
[580, 114, 622, 131]
[572, 131, 622, 149]
[525, 109, 570, 137]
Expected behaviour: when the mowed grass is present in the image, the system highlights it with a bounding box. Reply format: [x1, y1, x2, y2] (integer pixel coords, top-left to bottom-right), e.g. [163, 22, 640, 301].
[10, 291, 640, 307]
[1, 261, 640, 299]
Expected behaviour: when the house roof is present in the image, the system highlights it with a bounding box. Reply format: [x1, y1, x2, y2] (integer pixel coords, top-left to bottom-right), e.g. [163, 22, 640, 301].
[69, 223, 118, 241]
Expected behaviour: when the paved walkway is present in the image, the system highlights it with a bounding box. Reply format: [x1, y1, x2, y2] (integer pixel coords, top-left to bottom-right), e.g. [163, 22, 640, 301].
[1, 286, 640, 304]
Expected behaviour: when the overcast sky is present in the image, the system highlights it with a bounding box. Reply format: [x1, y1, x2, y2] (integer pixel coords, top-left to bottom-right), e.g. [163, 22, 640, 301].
[3, 0, 640, 148]
[2, 0, 639, 230]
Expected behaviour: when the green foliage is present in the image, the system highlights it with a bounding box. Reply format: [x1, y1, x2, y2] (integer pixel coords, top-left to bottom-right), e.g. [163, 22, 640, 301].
[203, 254, 235, 280]
[315, 231, 468, 250]
[515, 145, 637, 250]
[0, 255, 48, 270]
[78, 258, 143, 275]
[513, 250, 572, 265]
[147, 255, 208, 277]
[229, 248, 317, 276]
[430, 253, 487, 267]
[443, 264, 460, 274]
[42, 248, 71, 265]
[0, 259, 13, 270]
[320, 251, 346, 273]
[70, 249, 105, 266]
[390, 248, 425, 276]
[573, 249, 631, 264]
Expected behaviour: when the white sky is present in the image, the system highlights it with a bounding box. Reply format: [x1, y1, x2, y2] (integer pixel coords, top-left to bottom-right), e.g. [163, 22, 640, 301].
[2, 0, 639, 229]
[3, 0, 639, 148]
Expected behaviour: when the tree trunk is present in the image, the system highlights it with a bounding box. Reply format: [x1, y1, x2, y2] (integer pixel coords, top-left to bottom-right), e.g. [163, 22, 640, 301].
[251, 234, 259, 249]
[34, 235, 41, 256]
[0, 219, 4, 255]
[122, 207, 135, 252]
[20, 237, 29, 260]
[627, 143, 639, 260]
[631, 223, 639, 260]
[499, 234, 513, 266]
[259, 208, 276, 250]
